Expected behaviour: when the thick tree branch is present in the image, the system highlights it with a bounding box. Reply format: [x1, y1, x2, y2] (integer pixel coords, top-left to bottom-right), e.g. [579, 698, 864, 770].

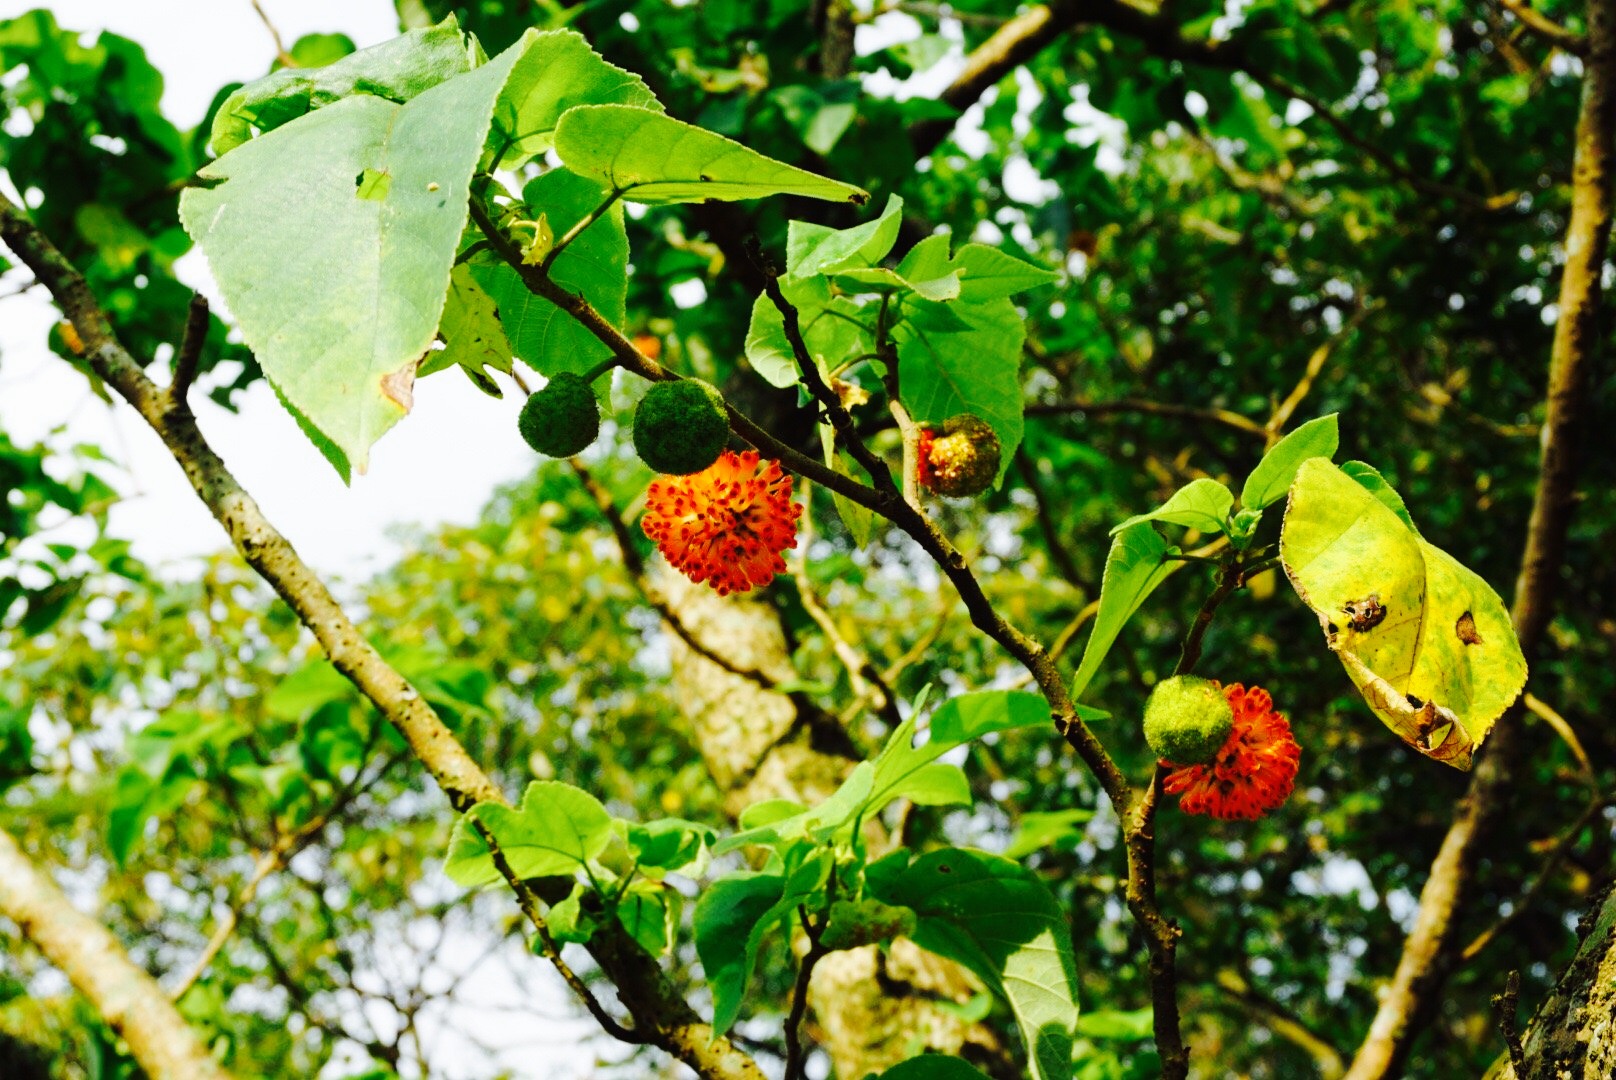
[1344, 0, 1616, 1074]
[1497, 0, 1589, 54]
[0, 828, 230, 1080]
[0, 192, 765, 1080]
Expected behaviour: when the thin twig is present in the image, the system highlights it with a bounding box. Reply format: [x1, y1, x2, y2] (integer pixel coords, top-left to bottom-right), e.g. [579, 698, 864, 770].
[784, 882, 835, 1080]
[1497, 0, 1589, 54]
[248, 0, 297, 67]
[1491, 970, 1527, 1074]
[168, 294, 210, 407]
[1027, 397, 1270, 440]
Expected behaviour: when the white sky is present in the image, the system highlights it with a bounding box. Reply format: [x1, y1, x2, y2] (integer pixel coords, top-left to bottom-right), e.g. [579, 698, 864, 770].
[0, 0, 535, 583]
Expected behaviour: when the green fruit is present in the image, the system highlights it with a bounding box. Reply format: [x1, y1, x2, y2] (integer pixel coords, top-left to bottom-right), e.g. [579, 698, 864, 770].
[632, 379, 729, 475]
[1143, 676, 1234, 764]
[518, 372, 600, 458]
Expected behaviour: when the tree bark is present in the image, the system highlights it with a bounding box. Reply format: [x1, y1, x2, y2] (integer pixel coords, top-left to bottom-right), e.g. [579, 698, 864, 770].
[1345, 0, 1616, 1074]
[1489, 885, 1616, 1079]
[657, 566, 1014, 1078]
[0, 829, 230, 1080]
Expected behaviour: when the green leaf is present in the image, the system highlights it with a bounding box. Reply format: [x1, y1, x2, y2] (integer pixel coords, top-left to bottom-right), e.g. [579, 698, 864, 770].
[949, 243, 1061, 302]
[868, 690, 1051, 813]
[1111, 477, 1233, 536]
[421, 263, 513, 385]
[1076, 1007, 1155, 1040]
[623, 817, 713, 878]
[745, 277, 875, 390]
[555, 104, 869, 205]
[181, 38, 530, 475]
[829, 265, 961, 302]
[443, 780, 614, 888]
[877, 1057, 995, 1080]
[1240, 413, 1338, 510]
[893, 296, 1025, 485]
[868, 849, 1079, 1080]
[471, 169, 628, 379]
[772, 82, 859, 155]
[786, 193, 903, 278]
[487, 30, 659, 167]
[711, 761, 876, 855]
[209, 16, 476, 155]
[820, 427, 879, 546]
[1279, 458, 1527, 769]
[1340, 460, 1419, 533]
[883, 763, 972, 807]
[616, 881, 678, 955]
[1003, 808, 1095, 860]
[693, 850, 834, 1037]
[694, 872, 782, 1033]
[1071, 523, 1180, 699]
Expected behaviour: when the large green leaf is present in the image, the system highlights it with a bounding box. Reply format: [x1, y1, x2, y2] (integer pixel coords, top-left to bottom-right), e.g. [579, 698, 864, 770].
[487, 30, 659, 168]
[554, 104, 869, 205]
[1071, 523, 1180, 699]
[868, 690, 1055, 812]
[895, 234, 1059, 302]
[181, 40, 528, 477]
[868, 848, 1079, 1080]
[893, 296, 1025, 484]
[443, 780, 614, 888]
[1280, 458, 1527, 769]
[470, 169, 627, 379]
[692, 871, 784, 1034]
[209, 16, 476, 155]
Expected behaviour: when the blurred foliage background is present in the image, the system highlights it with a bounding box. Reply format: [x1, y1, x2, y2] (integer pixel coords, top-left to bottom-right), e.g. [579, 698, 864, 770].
[1, 0, 1612, 1076]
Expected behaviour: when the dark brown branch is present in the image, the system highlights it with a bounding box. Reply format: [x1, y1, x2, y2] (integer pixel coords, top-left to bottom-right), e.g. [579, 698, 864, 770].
[1343, 0, 1616, 1074]
[1492, 970, 1527, 1075]
[0, 192, 766, 1080]
[169, 293, 210, 406]
[783, 897, 834, 1080]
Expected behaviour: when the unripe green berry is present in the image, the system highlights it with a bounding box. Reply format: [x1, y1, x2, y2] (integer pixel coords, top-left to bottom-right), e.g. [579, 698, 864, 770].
[518, 373, 600, 458]
[633, 380, 729, 475]
[1143, 676, 1234, 764]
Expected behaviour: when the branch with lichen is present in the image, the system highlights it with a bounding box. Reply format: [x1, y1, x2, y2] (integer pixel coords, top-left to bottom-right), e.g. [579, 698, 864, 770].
[0, 190, 767, 1080]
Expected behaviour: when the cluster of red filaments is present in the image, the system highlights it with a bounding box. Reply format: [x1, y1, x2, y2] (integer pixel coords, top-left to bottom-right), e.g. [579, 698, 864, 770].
[915, 428, 937, 488]
[1162, 683, 1301, 821]
[641, 450, 804, 596]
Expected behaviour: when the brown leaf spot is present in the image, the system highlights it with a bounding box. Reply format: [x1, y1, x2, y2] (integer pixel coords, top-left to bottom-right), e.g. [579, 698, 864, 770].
[380, 365, 415, 413]
[1456, 611, 1483, 645]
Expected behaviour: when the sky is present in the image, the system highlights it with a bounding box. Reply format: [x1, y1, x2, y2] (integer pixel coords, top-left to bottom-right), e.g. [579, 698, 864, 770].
[0, 0, 536, 583]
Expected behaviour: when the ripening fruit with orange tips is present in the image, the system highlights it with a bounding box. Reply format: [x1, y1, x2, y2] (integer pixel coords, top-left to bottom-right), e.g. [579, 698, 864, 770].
[1161, 683, 1300, 821]
[641, 450, 803, 596]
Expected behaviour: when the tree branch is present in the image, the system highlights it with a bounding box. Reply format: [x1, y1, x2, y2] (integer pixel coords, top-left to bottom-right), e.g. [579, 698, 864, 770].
[1343, 0, 1616, 1073]
[0, 192, 766, 1080]
[0, 828, 230, 1079]
[1496, 0, 1589, 54]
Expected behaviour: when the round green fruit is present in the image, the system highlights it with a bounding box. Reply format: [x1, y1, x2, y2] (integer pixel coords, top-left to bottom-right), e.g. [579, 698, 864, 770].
[920, 414, 1002, 497]
[518, 372, 600, 458]
[1143, 676, 1234, 764]
[632, 379, 729, 475]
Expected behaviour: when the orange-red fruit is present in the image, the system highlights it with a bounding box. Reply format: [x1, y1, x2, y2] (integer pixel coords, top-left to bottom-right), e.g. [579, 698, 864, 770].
[642, 449, 803, 596]
[1161, 683, 1300, 821]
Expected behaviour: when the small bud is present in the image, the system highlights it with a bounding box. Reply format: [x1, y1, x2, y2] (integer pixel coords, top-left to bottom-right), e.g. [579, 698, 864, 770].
[518, 372, 600, 458]
[632, 379, 729, 475]
[918, 414, 1001, 497]
[1143, 675, 1234, 765]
